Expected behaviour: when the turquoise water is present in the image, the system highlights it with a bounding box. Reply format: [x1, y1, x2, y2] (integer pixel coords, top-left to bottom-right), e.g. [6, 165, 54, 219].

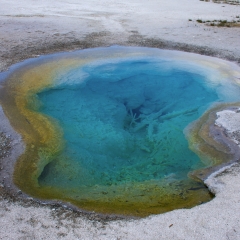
[38, 59, 218, 189]
[2, 46, 240, 216]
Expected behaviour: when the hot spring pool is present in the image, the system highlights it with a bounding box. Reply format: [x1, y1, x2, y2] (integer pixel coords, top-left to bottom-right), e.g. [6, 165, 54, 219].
[1, 46, 240, 217]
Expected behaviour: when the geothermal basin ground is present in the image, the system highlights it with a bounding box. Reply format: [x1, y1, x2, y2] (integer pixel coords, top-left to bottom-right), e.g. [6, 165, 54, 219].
[0, 0, 240, 239]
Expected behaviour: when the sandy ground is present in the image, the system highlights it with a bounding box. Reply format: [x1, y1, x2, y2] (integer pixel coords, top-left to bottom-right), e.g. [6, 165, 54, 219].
[0, 0, 240, 239]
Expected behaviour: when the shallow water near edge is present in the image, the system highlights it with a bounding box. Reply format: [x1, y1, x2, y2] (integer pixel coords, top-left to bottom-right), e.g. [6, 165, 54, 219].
[1, 46, 240, 217]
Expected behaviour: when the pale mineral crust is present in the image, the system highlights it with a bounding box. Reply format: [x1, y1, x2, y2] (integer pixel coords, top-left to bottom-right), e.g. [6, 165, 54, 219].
[0, 0, 240, 239]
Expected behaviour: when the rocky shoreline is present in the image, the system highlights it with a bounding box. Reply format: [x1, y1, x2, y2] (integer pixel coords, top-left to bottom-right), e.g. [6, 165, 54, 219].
[0, 132, 11, 160]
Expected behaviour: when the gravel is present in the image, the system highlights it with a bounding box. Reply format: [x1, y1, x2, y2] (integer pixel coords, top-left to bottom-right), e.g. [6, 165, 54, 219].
[0, 132, 11, 159]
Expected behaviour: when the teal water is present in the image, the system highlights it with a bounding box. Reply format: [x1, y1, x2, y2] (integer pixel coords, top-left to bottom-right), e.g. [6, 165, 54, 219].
[2, 46, 240, 216]
[38, 59, 218, 189]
